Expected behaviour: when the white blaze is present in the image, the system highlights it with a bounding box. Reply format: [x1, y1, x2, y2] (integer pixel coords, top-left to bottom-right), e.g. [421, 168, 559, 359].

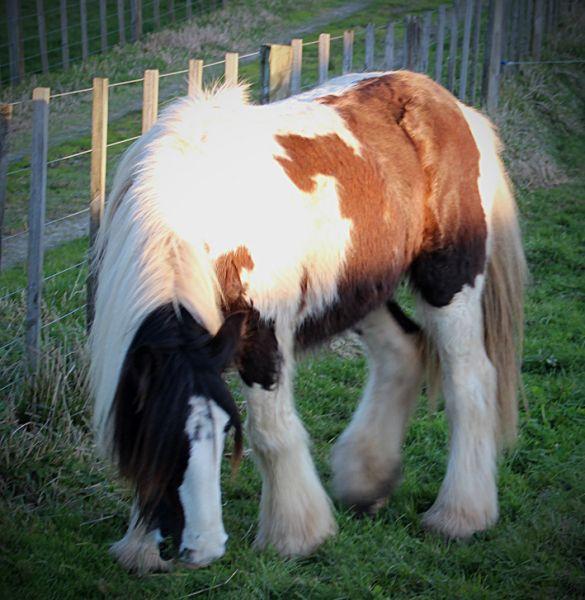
[179, 396, 230, 566]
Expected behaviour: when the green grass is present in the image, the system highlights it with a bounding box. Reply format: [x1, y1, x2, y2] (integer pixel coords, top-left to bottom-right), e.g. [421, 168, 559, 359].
[1, 110, 584, 600]
[1, 4, 584, 599]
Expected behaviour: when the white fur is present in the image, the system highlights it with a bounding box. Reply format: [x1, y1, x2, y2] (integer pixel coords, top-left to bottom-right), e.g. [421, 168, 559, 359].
[244, 324, 337, 556]
[91, 77, 366, 451]
[179, 397, 230, 567]
[456, 101, 507, 257]
[332, 306, 423, 509]
[418, 275, 499, 538]
[109, 503, 171, 574]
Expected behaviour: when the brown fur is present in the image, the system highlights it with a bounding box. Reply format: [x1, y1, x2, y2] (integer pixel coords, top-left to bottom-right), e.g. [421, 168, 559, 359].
[276, 72, 489, 345]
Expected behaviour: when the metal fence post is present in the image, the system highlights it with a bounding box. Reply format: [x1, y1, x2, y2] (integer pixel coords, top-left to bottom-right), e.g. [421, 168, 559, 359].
[0, 104, 12, 270]
[484, 0, 505, 114]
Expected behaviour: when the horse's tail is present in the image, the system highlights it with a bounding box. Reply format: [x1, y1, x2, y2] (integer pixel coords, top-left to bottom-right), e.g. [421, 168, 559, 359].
[423, 105, 527, 447]
[90, 114, 225, 455]
[482, 150, 528, 447]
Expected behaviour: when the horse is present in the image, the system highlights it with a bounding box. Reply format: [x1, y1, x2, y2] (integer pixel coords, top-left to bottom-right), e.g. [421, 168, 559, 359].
[90, 70, 527, 573]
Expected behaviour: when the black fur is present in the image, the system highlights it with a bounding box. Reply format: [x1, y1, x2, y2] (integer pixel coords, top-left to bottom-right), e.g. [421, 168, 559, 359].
[111, 304, 244, 525]
[295, 272, 399, 349]
[236, 310, 281, 390]
[386, 301, 421, 335]
[409, 238, 486, 307]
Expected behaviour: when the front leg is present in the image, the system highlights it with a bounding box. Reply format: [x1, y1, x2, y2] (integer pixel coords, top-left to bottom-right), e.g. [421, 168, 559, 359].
[240, 319, 336, 556]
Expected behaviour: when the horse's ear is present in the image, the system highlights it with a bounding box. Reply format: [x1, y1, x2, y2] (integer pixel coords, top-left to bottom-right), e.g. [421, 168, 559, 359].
[207, 312, 247, 371]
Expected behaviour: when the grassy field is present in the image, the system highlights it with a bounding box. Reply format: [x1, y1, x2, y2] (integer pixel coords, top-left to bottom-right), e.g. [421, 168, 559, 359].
[1, 3, 584, 599]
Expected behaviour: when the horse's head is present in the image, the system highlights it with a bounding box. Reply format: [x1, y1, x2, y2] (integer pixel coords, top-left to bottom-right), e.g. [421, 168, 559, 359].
[111, 305, 245, 568]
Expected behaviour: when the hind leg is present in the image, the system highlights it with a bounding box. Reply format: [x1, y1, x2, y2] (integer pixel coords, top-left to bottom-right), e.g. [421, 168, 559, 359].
[331, 303, 423, 514]
[241, 324, 336, 556]
[418, 276, 499, 538]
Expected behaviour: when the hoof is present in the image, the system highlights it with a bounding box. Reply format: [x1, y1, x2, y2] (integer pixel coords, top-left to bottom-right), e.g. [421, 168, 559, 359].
[333, 460, 402, 517]
[178, 547, 224, 569]
[110, 535, 172, 575]
[254, 517, 337, 558]
[421, 502, 498, 539]
[254, 499, 337, 557]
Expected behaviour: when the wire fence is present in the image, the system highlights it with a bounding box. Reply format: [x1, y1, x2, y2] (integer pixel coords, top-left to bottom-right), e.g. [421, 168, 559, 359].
[0, 0, 222, 85]
[0, 0, 576, 395]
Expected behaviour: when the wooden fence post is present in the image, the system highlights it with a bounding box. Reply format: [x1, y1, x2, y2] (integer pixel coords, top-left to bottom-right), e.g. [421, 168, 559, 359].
[448, 6, 458, 91]
[186, 0, 192, 19]
[291, 38, 303, 95]
[259, 44, 292, 103]
[484, 0, 505, 114]
[402, 16, 409, 69]
[188, 59, 203, 96]
[420, 11, 432, 74]
[80, 0, 89, 62]
[435, 5, 446, 82]
[60, 0, 70, 68]
[365, 23, 375, 70]
[0, 105, 12, 270]
[225, 52, 239, 86]
[384, 22, 394, 70]
[169, 0, 176, 23]
[131, 0, 142, 42]
[142, 70, 159, 133]
[99, 0, 108, 53]
[7, 0, 24, 83]
[470, 0, 483, 104]
[26, 88, 50, 372]
[318, 33, 330, 84]
[459, 0, 474, 100]
[343, 30, 354, 74]
[406, 17, 421, 71]
[36, 0, 49, 74]
[87, 78, 109, 330]
[117, 0, 126, 45]
[532, 0, 545, 60]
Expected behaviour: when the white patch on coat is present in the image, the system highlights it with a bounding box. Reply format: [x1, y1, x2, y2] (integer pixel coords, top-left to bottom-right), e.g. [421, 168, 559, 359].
[331, 306, 423, 507]
[91, 78, 369, 453]
[418, 275, 499, 538]
[456, 101, 507, 258]
[179, 396, 230, 567]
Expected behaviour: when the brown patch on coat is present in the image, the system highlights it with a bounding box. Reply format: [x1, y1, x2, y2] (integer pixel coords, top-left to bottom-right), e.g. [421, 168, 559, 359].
[214, 246, 255, 313]
[275, 71, 488, 345]
[214, 247, 281, 390]
[328, 72, 488, 307]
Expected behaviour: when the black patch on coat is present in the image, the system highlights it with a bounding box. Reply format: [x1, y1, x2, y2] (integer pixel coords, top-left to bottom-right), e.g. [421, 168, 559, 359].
[111, 304, 245, 526]
[409, 236, 487, 307]
[236, 309, 281, 390]
[295, 272, 399, 349]
[386, 301, 421, 335]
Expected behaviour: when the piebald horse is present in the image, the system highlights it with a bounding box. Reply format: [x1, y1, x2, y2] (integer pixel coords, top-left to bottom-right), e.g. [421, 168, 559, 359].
[90, 71, 526, 573]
